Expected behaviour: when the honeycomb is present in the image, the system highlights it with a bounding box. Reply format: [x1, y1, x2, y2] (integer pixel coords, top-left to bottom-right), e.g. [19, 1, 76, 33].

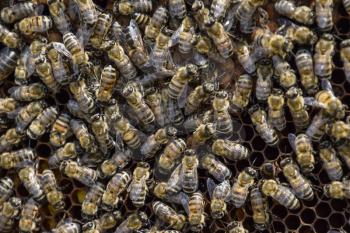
[1, 0, 350, 233]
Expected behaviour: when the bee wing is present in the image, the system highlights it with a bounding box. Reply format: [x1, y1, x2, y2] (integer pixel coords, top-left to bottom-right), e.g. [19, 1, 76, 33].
[207, 178, 217, 199]
[177, 81, 189, 108]
[288, 133, 297, 152]
[49, 42, 72, 59]
[34, 4, 44, 15]
[223, 3, 239, 31]
[128, 19, 145, 49]
[304, 97, 326, 109]
[8, 86, 20, 95]
[7, 107, 21, 119]
[115, 132, 125, 152]
[178, 192, 190, 215]
[169, 26, 182, 47]
[321, 79, 333, 92]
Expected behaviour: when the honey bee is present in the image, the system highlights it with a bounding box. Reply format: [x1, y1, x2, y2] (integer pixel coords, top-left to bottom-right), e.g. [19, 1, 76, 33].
[107, 42, 137, 81]
[191, 123, 216, 147]
[114, 212, 148, 233]
[0, 48, 19, 81]
[168, 64, 198, 100]
[63, 32, 90, 71]
[211, 139, 250, 161]
[19, 166, 45, 202]
[230, 74, 252, 114]
[180, 149, 199, 193]
[296, 49, 319, 95]
[0, 197, 22, 233]
[261, 179, 300, 209]
[17, 16, 52, 35]
[314, 34, 335, 79]
[0, 23, 20, 48]
[207, 178, 231, 219]
[91, 114, 114, 154]
[227, 221, 248, 233]
[101, 171, 131, 211]
[256, 59, 273, 102]
[144, 6, 168, 41]
[113, 112, 141, 150]
[275, 0, 314, 25]
[48, 0, 71, 33]
[128, 162, 151, 207]
[153, 201, 186, 230]
[69, 80, 96, 116]
[168, 0, 186, 21]
[19, 198, 40, 233]
[0, 98, 18, 115]
[200, 153, 231, 182]
[306, 112, 331, 141]
[212, 91, 233, 139]
[82, 182, 104, 219]
[288, 133, 315, 173]
[235, 43, 256, 74]
[284, 24, 318, 45]
[267, 88, 286, 131]
[205, 17, 233, 58]
[235, 0, 265, 29]
[50, 113, 72, 147]
[35, 55, 62, 93]
[340, 39, 350, 83]
[51, 219, 81, 233]
[74, 0, 97, 26]
[0, 128, 23, 153]
[184, 110, 213, 133]
[116, 0, 152, 15]
[15, 47, 36, 85]
[192, 0, 210, 30]
[89, 13, 113, 49]
[82, 212, 121, 233]
[272, 55, 297, 90]
[70, 119, 97, 153]
[0, 2, 38, 24]
[145, 89, 165, 127]
[60, 160, 98, 187]
[96, 65, 118, 103]
[98, 148, 132, 179]
[176, 16, 195, 54]
[15, 101, 46, 133]
[186, 192, 205, 231]
[133, 13, 150, 29]
[150, 28, 173, 71]
[210, 0, 232, 21]
[280, 157, 314, 200]
[9, 83, 46, 102]
[250, 184, 269, 231]
[327, 121, 350, 169]
[0, 148, 36, 169]
[319, 141, 343, 181]
[286, 87, 309, 131]
[249, 105, 279, 146]
[122, 83, 155, 128]
[27, 106, 58, 139]
[158, 138, 186, 173]
[41, 169, 65, 210]
[0, 177, 14, 205]
[315, 0, 333, 32]
[231, 167, 256, 208]
[323, 180, 350, 199]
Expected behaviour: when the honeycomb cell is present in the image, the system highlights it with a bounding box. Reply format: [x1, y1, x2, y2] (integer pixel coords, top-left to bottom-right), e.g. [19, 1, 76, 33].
[35, 143, 52, 157]
[330, 213, 346, 228]
[301, 208, 316, 224]
[285, 215, 300, 230]
[236, 159, 250, 171]
[278, 137, 293, 153]
[240, 125, 254, 141]
[331, 199, 348, 212]
[272, 221, 286, 233]
[264, 146, 279, 160]
[251, 136, 266, 151]
[336, 17, 350, 34]
[58, 179, 74, 193]
[71, 189, 86, 204]
[316, 202, 332, 218]
[314, 219, 330, 233]
[55, 88, 70, 105]
[332, 69, 346, 84]
[249, 151, 264, 167]
[272, 204, 288, 219]
[299, 225, 314, 233]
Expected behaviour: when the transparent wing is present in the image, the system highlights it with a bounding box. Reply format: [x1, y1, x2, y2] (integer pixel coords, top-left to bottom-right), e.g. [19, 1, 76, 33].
[207, 178, 217, 199]
[49, 42, 72, 58]
[177, 82, 188, 108]
[128, 19, 144, 49]
[288, 133, 296, 152]
[321, 78, 333, 92]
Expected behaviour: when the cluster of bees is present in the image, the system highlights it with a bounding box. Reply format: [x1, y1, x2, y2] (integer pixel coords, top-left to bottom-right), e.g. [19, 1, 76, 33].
[0, 0, 350, 232]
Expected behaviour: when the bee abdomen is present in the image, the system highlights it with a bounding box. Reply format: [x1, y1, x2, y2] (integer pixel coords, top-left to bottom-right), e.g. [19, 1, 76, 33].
[134, 13, 150, 27]
[276, 186, 300, 210]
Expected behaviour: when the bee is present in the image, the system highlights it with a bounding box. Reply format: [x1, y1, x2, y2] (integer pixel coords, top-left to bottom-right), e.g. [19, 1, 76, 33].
[144, 6, 168, 41]
[41, 169, 65, 210]
[267, 88, 286, 131]
[0, 98, 18, 115]
[17, 16, 52, 35]
[133, 13, 150, 29]
[184, 110, 213, 134]
[15, 101, 46, 133]
[344, 0, 350, 15]
[0, 148, 36, 169]
[306, 112, 331, 141]
[51, 219, 81, 233]
[19, 166, 45, 202]
[187, 192, 205, 232]
[128, 162, 151, 207]
[180, 149, 199, 193]
[0, 2, 38, 24]
[101, 171, 131, 211]
[319, 141, 343, 181]
[261, 179, 300, 209]
[122, 83, 155, 127]
[314, 34, 335, 79]
[150, 28, 172, 71]
[211, 139, 250, 161]
[340, 39, 350, 83]
[207, 178, 231, 219]
[107, 42, 137, 81]
[231, 167, 256, 208]
[63, 32, 90, 70]
[82, 212, 121, 233]
[315, 0, 333, 32]
[230, 74, 252, 114]
[288, 133, 314, 173]
[48, 0, 71, 33]
[27, 106, 58, 139]
[275, 0, 314, 25]
[327, 121, 350, 169]
[272, 55, 297, 90]
[158, 138, 187, 173]
[212, 91, 232, 138]
[250, 185, 269, 231]
[205, 17, 233, 58]
[192, 0, 210, 30]
[141, 126, 177, 158]
[35, 55, 62, 93]
[91, 114, 114, 154]
[70, 119, 97, 153]
[19, 198, 40, 233]
[176, 16, 195, 54]
[0, 23, 20, 48]
[165, 95, 185, 128]
[82, 182, 104, 219]
[69, 80, 96, 116]
[191, 123, 216, 147]
[89, 13, 113, 49]
[116, 0, 152, 15]
[113, 113, 141, 150]
[114, 212, 148, 233]
[200, 153, 231, 182]
[60, 160, 98, 187]
[0, 197, 22, 233]
[235, 43, 256, 74]
[169, 0, 186, 21]
[249, 105, 279, 146]
[235, 0, 265, 27]
[323, 180, 350, 199]
[0, 48, 19, 81]
[50, 113, 72, 147]
[210, 0, 231, 21]
[98, 149, 132, 179]
[284, 25, 318, 45]
[0, 128, 24, 153]
[280, 157, 314, 200]
[153, 201, 186, 230]
[9, 83, 46, 102]
[296, 49, 318, 95]
[15, 47, 36, 85]
[0, 177, 14, 205]
[256, 59, 273, 102]
[168, 64, 198, 100]
[74, 0, 97, 26]
[286, 87, 309, 131]
[96, 65, 118, 103]
[153, 164, 183, 201]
